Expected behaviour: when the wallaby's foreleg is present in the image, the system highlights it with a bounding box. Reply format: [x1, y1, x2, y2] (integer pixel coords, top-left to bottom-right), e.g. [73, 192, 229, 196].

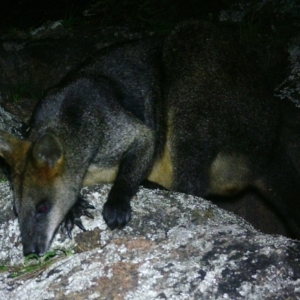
[102, 135, 155, 229]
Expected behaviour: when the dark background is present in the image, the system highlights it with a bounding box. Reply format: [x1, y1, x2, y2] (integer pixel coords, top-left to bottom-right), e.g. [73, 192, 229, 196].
[0, 0, 228, 31]
[1, 0, 298, 88]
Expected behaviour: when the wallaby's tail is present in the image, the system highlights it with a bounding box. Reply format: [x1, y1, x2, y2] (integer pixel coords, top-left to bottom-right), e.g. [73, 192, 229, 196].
[255, 145, 300, 239]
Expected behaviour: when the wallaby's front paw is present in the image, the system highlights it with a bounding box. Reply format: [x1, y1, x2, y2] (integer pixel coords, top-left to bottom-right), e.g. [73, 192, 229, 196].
[61, 197, 95, 238]
[102, 200, 131, 230]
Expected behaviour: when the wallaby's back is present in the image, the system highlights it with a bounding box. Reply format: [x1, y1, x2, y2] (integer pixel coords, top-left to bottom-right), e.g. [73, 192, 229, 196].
[162, 21, 300, 237]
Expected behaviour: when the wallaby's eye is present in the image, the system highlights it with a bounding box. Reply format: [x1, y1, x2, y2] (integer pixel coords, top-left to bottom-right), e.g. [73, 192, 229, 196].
[37, 205, 48, 214]
[36, 201, 51, 215]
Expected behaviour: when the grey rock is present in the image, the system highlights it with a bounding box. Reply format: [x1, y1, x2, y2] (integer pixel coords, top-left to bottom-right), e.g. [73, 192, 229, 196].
[0, 183, 299, 299]
[0, 24, 157, 113]
[219, 0, 300, 107]
[0, 104, 23, 136]
[276, 34, 300, 107]
[0, 104, 23, 181]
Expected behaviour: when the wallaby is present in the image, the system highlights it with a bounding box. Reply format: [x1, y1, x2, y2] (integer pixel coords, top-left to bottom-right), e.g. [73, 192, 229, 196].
[0, 37, 165, 256]
[0, 21, 299, 256]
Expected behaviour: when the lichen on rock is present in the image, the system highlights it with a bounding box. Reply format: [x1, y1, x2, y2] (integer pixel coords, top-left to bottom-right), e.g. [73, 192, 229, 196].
[0, 183, 299, 299]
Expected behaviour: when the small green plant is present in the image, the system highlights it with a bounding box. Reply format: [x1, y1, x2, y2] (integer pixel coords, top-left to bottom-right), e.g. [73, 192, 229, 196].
[61, 18, 78, 29]
[6, 28, 22, 38]
[61, 4, 78, 29]
[10, 84, 44, 103]
[11, 85, 28, 103]
[0, 176, 8, 183]
[1, 248, 73, 279]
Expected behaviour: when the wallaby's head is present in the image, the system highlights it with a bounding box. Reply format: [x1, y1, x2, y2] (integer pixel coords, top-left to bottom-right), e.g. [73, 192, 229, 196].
[0, 130, 73, 256]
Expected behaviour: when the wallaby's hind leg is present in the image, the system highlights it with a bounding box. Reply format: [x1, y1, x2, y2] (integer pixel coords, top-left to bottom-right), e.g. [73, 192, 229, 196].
[207, 153, 253, 197]
[174, 144, 300, 239]
[173, 146, 254, 199]
[175, 160, 211, 197]
[255, 146, 300, 239]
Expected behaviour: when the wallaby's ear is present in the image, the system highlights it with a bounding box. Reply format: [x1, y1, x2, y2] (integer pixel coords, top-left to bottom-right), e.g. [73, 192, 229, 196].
[0, 130, 31, 169]
[32, 134, 63, 169]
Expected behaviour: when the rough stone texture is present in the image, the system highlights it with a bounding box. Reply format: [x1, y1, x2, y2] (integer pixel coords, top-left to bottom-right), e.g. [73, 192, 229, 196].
[0, 22, 157, 122]
[276, 34, 300, 107]
[219, 0, 300, 108]
[0, 104, 24, 179]
[0, 183, 300, 299]
[0, 104, 23, 136]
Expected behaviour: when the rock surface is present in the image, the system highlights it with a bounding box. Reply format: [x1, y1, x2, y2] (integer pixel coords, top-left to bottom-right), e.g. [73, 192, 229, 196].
[276, 33, 300, 107]
[219, 0, 300, 108]
[0, 24, 157, 122]
[0, 105, 23, 136]
[0, 183, 300, 299]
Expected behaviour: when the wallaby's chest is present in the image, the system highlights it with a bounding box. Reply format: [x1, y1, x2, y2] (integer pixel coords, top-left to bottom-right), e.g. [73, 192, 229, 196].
[83, 164, 119, 186]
